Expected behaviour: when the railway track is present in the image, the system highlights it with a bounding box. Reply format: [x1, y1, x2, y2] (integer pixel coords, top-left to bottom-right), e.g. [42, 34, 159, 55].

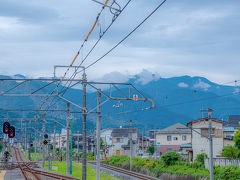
[88, 161, 158, 180]
[12, 147, 80, 180]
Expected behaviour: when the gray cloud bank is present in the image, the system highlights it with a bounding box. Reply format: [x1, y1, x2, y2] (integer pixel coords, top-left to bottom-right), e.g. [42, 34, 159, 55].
[0, 0, 240, 84]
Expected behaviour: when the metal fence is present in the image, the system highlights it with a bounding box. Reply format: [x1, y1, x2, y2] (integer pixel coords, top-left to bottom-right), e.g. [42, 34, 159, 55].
[205, 158, 240, 169]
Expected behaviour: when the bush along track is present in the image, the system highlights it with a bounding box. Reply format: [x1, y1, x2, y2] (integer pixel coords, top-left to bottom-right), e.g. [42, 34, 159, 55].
[104, 152, 240, 180]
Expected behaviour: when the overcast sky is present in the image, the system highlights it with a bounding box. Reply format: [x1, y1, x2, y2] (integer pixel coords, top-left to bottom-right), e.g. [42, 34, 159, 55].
[0, 0, 239, 84]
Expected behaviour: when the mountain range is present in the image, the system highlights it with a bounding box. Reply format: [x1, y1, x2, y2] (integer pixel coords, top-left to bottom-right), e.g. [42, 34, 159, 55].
[0, 73, 239, 135]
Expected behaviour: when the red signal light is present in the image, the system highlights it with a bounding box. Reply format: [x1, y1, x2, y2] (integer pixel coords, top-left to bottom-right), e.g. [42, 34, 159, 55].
[10, 133, 13, 136]
[5, 129, 8, 132]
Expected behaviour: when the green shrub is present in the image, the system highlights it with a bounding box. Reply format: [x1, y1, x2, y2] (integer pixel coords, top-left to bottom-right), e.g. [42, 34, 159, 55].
[195, 153, 207, 165]
[221, 145, 240, 158]
[217, 165, 240, 180]
[108, 156, 129, 167]
[146, 145, 155, 155]
[87, 152, 94, 160]
[160, 151, 181, 166]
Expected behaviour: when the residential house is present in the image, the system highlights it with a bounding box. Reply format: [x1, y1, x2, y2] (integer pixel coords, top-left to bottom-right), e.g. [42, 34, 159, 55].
[222, 115, 240, 146]
[187, 117, 227, 160]
[111, 128, 138, 156]
[155, 123, 191, 155]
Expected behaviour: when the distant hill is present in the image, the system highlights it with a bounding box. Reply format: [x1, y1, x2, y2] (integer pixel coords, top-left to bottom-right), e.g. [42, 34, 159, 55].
[0, 74, 239, 135]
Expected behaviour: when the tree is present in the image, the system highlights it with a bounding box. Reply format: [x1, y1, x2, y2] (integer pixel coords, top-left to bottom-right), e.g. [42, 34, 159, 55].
[221, 145, 239, 158]
[146, 145, 155, 155]
[161, 151, 181, 166]
[234, 126, 240, 149]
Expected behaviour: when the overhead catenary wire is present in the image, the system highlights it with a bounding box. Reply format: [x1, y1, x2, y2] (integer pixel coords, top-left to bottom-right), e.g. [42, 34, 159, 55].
[57, 0, 132, 95]
[37, 0, 111, 111]
[58, 0, 167, 97]
[40, 0, 132, 112]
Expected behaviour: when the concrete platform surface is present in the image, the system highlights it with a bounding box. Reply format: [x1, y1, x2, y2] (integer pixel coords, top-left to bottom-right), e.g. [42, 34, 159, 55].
[3, 169, 23, 180]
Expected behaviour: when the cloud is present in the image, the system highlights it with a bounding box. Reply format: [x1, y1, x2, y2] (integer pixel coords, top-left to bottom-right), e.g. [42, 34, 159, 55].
[135, 69, 160, 85]
[178, 82, 189, 88]
[193, 79, 211, 91]
[0, 0, 59, 23]
[0, 0, 240, 85]
[94, 71, 130, 83]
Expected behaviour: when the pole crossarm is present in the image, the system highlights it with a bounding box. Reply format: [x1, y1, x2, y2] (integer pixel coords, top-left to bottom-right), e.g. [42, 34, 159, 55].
[86, 82, 155, 108]
[57, 95, 85, 111]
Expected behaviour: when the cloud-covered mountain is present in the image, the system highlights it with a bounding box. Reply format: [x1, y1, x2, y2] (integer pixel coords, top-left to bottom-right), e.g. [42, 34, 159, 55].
[0, 72, 239, 134]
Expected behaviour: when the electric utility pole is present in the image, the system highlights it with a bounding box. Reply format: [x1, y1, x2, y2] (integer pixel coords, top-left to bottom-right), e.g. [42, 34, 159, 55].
[129, 120, 133, 171]
[96, 89, 101, 180]
[34, 128, 36, 161]
[66, 102, 70, 176]
[208, 108, 214, 180]
[82, 70, 87, 180]
[42, 113, 46, 168]
[53, 120, 56, 162]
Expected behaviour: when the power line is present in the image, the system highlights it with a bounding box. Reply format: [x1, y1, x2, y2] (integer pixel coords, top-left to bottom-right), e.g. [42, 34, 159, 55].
[57, 0, 132, 96]
[38, 0, 112, 111]
[39, 0, 133, 112]
[59, 0, 167, 96]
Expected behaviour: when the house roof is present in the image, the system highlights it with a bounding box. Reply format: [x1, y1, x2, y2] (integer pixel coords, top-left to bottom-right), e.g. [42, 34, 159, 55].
[112, 128, 138, 137]
[157, 123, 191, 134]
[228, 115, 240, 128]
[187, 117, 228, 126]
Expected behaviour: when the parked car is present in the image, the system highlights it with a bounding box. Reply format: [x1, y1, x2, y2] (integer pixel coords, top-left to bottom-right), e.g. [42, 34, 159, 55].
[140, 153, 150, 158]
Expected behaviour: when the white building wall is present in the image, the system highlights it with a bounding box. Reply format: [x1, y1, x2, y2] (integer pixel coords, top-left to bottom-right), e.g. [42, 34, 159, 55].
[156, 133, 191, 146]
[192, 121, 223, 160]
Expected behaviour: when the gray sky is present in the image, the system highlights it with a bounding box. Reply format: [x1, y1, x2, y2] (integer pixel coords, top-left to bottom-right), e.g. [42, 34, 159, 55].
[0, 0, 239, 84]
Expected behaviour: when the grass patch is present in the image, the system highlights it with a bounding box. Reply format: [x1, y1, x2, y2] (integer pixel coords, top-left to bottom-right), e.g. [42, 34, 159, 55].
[44, 161, 117, 180]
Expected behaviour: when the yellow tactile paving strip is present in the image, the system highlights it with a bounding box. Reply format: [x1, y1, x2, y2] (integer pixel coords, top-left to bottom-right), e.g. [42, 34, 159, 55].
[0, 170, 6, 180]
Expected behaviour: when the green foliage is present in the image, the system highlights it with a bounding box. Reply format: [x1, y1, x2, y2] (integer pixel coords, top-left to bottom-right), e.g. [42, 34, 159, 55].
[87, 152, 94, 160]
[0, 144, 3, 152]
[160, 151, 181, 166]
[221, 145, 240, 158]
[146, 145, 155, 155]
[195, 153, 207, 165]
[108, 156, 129, 167]
[106, 155, 240, 179]
[216, 165, 240, 180]
[234, 127, 240, 149]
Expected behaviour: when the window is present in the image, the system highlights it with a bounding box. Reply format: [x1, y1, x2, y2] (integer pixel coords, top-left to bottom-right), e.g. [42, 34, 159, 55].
[201, 128, 222, 138]
[201, 128, 210, 137]
[182, 135, 187, 141]
[117, 138, 123, 143]
[167, 148, 172, 152]
[173, 137, 178, 141]
[167, 135, 171, 141]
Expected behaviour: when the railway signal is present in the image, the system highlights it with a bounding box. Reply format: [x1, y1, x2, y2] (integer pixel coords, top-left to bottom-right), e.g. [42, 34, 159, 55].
[44, 134, 48, 139]
[42, 139, 48, 146]
[9, 126, 15, 138]
[3, 122, 10, 134]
